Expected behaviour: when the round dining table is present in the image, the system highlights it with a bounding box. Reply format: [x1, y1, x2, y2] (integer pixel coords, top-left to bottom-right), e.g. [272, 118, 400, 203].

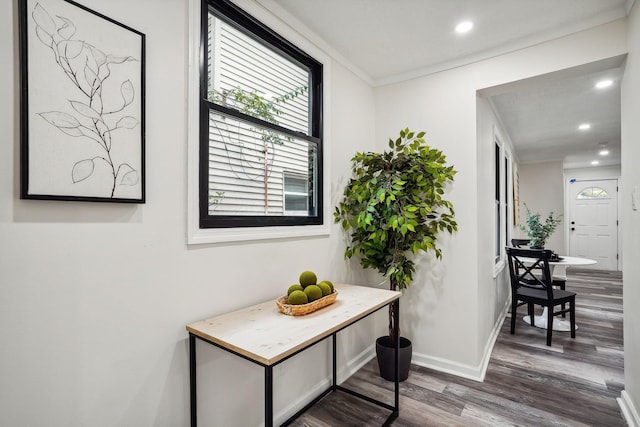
[522, 255, 597, 331]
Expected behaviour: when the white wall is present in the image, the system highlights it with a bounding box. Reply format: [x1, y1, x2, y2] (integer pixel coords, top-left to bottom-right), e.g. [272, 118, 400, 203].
[374, 67, 481, 371]
[476, 96, 514, 363]
[0, 0, 379, 426]
[565, 165, 621, 180]
[621, 1, 640, 424]
[374, 19, 628, 377]
[2, 0, 637, 425]
[517, 161, 566, 253]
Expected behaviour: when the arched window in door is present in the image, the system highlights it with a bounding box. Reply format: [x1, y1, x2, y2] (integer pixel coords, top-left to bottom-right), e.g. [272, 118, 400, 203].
[576, 187, 610, 199]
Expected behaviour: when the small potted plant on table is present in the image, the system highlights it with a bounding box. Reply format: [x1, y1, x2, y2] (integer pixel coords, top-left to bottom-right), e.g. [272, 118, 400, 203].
[520, 204, 563, 249]
[334, 128, 457, 381]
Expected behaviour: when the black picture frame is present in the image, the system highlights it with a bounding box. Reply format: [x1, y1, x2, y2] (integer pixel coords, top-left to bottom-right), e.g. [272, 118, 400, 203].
[19, 0, 146, 203]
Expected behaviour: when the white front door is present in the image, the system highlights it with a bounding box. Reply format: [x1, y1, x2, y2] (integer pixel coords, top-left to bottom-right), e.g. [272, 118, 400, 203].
[568, 179, 618, 271]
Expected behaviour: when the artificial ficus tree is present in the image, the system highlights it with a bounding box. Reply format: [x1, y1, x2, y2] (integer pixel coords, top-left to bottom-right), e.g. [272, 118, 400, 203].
[334, 128, 457, 343]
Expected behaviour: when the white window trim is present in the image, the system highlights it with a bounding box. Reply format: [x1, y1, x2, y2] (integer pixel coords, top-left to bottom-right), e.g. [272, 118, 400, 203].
[493, 127, 514, 277]
[494, 137, 501, 265]
[186, 0, 332, 244]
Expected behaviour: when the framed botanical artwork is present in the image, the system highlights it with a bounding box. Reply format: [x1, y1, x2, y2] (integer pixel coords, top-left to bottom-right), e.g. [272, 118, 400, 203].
[19, 0, 145, 203]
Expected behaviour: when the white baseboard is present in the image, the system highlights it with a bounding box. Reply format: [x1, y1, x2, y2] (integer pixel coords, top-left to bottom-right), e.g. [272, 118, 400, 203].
[271, 301, 510, 425]
[412, 299, 509, 382]
[271, 377, 332, 427]
[618, 390, 640, 427]
[272, 346, 376, 426]
[411, 351, 484, 381]
[479, 299, 510, 380]
[337, 345, 377, 383]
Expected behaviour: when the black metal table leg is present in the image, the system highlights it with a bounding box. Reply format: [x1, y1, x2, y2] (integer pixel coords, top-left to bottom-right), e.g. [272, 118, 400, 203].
[189, 292, 401, 427]
[189, 334, 197, 427]
[394, 300, 400, 415]
[265, 365, 273, 427]
[332, 333, 337, 391]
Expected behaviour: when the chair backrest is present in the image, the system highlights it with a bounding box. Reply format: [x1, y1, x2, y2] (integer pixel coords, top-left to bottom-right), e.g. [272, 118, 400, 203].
[506, 247, 554, 299]
[511, 239, 530, 248]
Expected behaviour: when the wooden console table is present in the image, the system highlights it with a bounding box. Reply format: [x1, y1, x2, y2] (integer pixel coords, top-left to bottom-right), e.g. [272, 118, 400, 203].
[186, 283, 402, 426]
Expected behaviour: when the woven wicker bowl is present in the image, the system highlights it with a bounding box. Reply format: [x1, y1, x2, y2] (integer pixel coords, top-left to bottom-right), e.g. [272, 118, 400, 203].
[276, 290, 338, 316]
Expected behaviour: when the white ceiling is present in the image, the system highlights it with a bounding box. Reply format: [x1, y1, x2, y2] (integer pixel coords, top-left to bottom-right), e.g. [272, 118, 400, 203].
[270, 0, 634, 168]
[487, 59, 624, 169]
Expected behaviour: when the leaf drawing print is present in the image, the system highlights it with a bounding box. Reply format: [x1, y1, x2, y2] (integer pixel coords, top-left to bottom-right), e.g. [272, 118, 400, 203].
[30, 2, 141, 198]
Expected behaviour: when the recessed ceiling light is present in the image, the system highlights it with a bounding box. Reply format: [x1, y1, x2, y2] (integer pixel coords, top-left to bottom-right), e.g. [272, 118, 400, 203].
[455, 21, 474, 34]
[595, 79, 613, 89]
[591, 160, 600, 165]
[578, 123, 591, 130]
[599, 149, 610, 156]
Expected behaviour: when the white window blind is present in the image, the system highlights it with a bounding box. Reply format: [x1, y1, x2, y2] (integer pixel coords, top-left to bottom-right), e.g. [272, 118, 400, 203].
[208, 13, 309, 134]
[200, 0, 322, 229]
[204, 10, 317, 219]
[207, 112, 315, 215]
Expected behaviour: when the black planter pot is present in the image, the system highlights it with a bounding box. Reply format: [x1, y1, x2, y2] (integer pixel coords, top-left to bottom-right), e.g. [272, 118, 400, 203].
[375, 336, 412, 382]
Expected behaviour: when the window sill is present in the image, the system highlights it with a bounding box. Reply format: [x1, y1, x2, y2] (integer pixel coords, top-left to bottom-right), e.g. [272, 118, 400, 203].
[187, 222, 330, 245]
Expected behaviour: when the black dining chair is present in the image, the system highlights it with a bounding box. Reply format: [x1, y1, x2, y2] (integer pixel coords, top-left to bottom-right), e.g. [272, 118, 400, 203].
[511, 238, 531, 248]
[506, 247, 576, 346]
[511, 238, 567, 316]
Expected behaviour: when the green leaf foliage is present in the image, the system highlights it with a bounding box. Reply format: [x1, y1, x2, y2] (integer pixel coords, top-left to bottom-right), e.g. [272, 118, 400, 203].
[334, 128, 457, 291]
[208, 85, 308, 145]
[518, 204, 562, 248]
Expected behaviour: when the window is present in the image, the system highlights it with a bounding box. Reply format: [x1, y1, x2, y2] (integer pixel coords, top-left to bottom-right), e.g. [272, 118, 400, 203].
[504, 156, 510, 248]
[495, 141, 501, 262]
[200, 0, 322, 229]
[494, 135, 512, 267]
[283, 173, 309, 215]
[577, 187, 610, 199]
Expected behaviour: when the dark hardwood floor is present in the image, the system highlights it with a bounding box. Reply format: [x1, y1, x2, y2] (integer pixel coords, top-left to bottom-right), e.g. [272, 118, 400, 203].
[291, 269, 624, 426]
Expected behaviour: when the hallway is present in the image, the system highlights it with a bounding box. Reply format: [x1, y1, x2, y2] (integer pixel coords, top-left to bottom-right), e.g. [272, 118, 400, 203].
[292, 268, 624, 426]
